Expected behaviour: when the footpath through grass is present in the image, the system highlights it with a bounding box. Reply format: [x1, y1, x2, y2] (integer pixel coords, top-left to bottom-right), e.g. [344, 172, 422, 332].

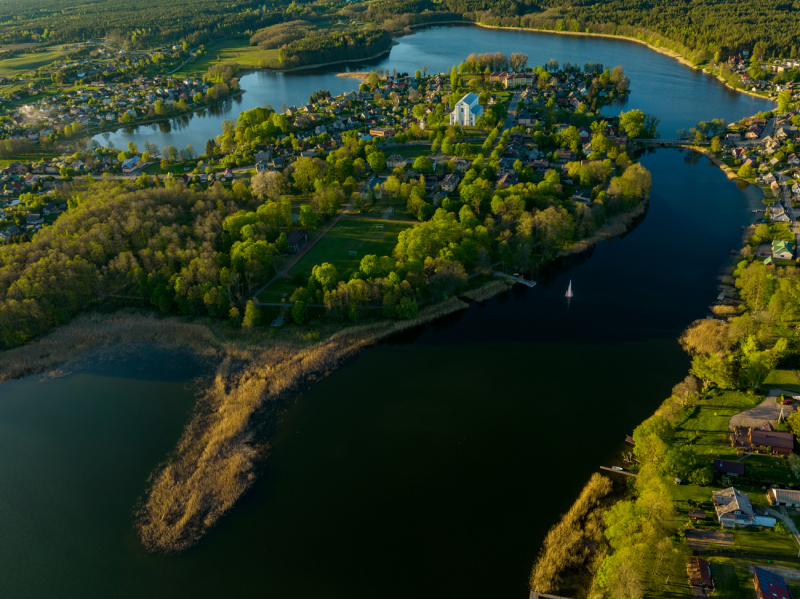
[289, 218, 414, 279]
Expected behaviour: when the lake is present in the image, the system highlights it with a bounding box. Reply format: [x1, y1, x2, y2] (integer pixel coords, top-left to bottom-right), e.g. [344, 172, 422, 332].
[0, 148, 763, 598]
[92, 24, 773, 152]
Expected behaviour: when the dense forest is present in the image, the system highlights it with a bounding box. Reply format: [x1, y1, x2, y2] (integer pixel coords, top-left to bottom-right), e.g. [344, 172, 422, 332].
[248, 21, 393, 67]
[0, 0, 288, 48]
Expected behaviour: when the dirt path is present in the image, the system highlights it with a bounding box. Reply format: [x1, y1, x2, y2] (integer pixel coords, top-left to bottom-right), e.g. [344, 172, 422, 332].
[686, 529, 733, 551]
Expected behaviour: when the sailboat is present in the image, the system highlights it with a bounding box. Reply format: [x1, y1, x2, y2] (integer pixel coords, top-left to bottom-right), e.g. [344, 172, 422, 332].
[565, 280, 573, 298]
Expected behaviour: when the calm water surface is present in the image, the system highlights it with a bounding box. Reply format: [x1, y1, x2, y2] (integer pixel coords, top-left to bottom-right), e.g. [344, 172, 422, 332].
[93, 25, 773, 151]
[0, 149, 763, 598]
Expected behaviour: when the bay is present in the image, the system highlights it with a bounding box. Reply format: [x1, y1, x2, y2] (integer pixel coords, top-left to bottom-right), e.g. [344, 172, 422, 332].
[92, 25, 773, 152]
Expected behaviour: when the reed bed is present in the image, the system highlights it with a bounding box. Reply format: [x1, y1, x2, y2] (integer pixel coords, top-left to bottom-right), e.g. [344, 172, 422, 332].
[529, 474, 613, 594]
[461, 280, 511, 302]
[0, 313, 225, 382]
[136, 296, 470, 552]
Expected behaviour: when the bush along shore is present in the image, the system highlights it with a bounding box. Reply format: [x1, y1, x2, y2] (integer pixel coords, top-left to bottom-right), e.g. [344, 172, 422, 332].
[529, 113, 800, 595]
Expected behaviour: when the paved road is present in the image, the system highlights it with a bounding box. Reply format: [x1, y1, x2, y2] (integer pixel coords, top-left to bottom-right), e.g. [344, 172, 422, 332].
[503, 91, 522, 130]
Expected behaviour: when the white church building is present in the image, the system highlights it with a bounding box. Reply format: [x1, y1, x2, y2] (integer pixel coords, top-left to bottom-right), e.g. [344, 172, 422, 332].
[450, 93, 483, 126]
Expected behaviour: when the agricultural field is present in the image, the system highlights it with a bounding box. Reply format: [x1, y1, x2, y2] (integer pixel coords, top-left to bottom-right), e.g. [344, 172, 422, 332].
[288, 218, 414, 279]
[173, 39, 279, 77]
[0, 45, 71, 76]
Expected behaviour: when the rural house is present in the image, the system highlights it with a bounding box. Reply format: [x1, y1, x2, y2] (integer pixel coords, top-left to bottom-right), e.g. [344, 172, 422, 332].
[712, 487, 756, 528]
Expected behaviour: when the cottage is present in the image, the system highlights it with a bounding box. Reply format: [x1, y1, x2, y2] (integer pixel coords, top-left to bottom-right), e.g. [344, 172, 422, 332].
[767, 488, 800, 507]
[730, 422, 794, 455]
[496, 172, 518, 189]
[712, 459, 745, 476]
[772, 239, 794, 260]
[687, 557, 713, 590]
[712, 487, 756, 528]
[449, 93, 483, 127]
[286, 229, 308, 254]
[121, 155, 141, 173]
[0, 224, 20, 240]
[688, 509, 706, 521]
[26, 213, 43, 226]
[754, 567, 791, 599]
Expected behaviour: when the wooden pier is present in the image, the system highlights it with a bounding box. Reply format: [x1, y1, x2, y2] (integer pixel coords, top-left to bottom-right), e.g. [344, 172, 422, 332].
[530, 591, 574, 599]
[600, 466, 637, 477]
[493, 271, 537, 287]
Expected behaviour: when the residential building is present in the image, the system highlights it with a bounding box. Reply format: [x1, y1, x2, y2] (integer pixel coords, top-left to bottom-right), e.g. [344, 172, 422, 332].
[712, 459, 745, 476]
[772, 239, 794, 260]
[286, 229, 308, 254]
[712, 487, 756, 528]
[767, 488, 800, 507]
[386, 154, 407, 169]
[731, 422, 794, 455]
[441, 174, 459, 193]
[753, 567, 791, 599]
[687, 557, 714, 590]
[449, 93, 483, 127]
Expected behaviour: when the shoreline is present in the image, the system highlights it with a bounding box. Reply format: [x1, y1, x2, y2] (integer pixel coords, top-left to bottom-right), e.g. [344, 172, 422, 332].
[367, 19, 772, 104]
[469, 22, 773, 103]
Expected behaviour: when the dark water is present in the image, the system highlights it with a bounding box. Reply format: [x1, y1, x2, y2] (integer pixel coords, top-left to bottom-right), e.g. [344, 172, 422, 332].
[93, 25, 773, 151]
[0, 150, 763, 598]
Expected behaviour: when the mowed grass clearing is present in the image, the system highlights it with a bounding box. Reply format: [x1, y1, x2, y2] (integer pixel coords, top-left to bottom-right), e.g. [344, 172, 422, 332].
[763, 368, 800, 393]
[289, 218, 414, 278]
[174, 40, 279, 77]
[0, 45, 71, 76]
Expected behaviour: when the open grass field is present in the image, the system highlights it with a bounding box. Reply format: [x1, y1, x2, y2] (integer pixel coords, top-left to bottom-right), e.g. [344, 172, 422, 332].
[673, 390, 756, 461]
[173, 39, 279, 77]
[288, 218, 414, 279]
[0, 45, 70, 76]
[763, 369, 800, 393]
[743, 453, 794, 484]
[732, 527, 799, 557]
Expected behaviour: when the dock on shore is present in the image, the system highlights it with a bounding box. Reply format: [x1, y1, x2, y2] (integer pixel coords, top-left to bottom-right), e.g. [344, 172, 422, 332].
[600, 466, 637, 477]
[493, 271, 536, 287]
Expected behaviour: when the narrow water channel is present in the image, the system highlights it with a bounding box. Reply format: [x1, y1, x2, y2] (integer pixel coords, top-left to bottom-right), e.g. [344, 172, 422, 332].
[0, 149, 763, 598]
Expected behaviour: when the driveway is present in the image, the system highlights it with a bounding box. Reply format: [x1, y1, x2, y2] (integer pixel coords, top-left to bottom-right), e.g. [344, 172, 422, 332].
[729, 390, 797, 431]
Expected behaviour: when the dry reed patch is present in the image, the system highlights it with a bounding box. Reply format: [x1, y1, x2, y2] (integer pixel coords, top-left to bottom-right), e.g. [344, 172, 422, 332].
[529, 474, 613, 594]
[0, 313, 225, 382]
[461, 280, 512, 302]
[136, 296, 470, 552]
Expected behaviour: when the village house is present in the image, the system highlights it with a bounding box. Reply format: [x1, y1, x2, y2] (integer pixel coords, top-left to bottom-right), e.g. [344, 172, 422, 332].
[686, 557, 713, 590]
[440, 173, 459, 193]
[772, 239, 794, 260]
[286, 229, 308, 254]
[712, 487, 756, 528]
[754, 567, 791, 599]
[712, 459, 745, 477]
[730, 421, 794, 455]
[767, 488, 800, 507]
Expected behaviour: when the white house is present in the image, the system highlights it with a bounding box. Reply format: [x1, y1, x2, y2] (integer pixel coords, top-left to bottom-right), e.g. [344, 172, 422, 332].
[449, 93, 483, 127]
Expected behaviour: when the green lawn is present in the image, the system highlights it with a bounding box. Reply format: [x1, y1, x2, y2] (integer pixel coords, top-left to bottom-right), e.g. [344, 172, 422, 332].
[742, 454, 794, 485]
[289, 218, 414, 279]
[173, 39, 279, 77]
[672, 390, 756, 461]
[763, 369, 800, 393]
[256, 278, 298, 304]
[0, 45, 70, 76]
[732, 527, 799, 557]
